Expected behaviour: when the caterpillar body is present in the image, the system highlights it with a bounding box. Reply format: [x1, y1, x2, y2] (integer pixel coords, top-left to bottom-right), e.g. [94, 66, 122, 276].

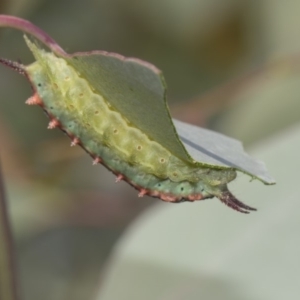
[0, 36, 257, 213]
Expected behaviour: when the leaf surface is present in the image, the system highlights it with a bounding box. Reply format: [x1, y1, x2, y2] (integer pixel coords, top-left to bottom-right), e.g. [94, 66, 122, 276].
[66, 54, 191, 162]
[174, 119, 275, 184]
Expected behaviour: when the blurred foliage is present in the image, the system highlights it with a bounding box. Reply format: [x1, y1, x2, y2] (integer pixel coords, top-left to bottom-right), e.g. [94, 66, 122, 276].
[97, 123, 300, 300]
[0, 163, 19, 300]
[0, 0, 299, 300]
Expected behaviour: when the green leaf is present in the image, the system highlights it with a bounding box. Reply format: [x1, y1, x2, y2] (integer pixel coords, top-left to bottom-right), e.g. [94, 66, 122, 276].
[65, 54, 191, 163]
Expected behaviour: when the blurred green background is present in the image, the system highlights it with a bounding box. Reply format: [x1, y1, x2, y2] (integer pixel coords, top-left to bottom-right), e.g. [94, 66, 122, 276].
[0, 0, 300, 299]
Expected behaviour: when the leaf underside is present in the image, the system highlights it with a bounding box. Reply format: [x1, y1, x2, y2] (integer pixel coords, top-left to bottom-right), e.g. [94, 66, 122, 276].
[174, 120, 275, 184]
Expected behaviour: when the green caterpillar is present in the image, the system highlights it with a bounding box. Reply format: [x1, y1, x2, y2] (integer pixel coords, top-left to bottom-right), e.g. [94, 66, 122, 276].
[11, 36, 251, 213]
[0, 28, 274, 213]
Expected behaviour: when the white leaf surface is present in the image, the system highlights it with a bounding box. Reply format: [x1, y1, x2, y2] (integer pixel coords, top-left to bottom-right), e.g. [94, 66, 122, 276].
[174, 119, 275, 184]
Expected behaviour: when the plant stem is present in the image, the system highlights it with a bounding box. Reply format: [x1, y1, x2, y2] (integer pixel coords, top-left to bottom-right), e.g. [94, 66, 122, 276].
[0, 14, 66, 56]
[0, 161, 19, 300]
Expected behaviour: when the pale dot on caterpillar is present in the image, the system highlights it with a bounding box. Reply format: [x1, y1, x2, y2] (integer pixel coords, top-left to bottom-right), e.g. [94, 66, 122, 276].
[138, 189, 148, 197]
[47, 119, 60, 129]
[70, 137, 80, 147]
[92, 157, 101, 165]
[188, 194, 202, 201]
[115, 174, 124, 183]
[150, 190, 160, 197]
[160, 193, 176, 202]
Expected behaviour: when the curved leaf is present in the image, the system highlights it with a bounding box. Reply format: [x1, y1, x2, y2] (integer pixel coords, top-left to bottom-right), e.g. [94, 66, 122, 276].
[66, 54, 191, 163]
